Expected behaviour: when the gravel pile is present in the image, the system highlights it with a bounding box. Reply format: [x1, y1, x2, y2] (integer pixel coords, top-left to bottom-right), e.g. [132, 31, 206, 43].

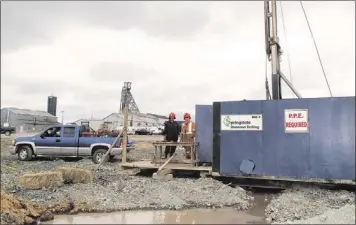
[265, 187, 355, 223]
[16, 177, 252, 212]
[277, 204, 355, 224]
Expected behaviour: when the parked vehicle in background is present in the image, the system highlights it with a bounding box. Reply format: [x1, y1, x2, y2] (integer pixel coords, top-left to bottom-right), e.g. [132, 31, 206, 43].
[1, 126, 16, 136]
[9, 125, 135, 164]
[119, 126, 135, 135]
[135, 128, 153, 135]
[151, 127, 163, 135]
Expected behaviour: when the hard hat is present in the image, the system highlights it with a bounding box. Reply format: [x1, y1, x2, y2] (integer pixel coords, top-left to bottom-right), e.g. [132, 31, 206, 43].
[169, 112, 176, 119]
[184, 113, 191, 119]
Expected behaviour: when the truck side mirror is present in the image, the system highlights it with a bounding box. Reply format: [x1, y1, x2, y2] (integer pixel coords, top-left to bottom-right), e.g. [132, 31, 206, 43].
[40, 133, 45, 139]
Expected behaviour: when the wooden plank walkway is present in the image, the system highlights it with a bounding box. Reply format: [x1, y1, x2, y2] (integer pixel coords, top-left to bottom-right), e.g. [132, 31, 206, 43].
[121, 160, 212, 173]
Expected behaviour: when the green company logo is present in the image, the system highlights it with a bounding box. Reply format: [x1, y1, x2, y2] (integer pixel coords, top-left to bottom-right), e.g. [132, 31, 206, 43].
[223, 116, 231, 127]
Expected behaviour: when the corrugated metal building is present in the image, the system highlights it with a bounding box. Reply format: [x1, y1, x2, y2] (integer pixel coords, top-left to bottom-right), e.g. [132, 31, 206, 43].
[102, 113, 167, 128]
[0, 107, 58, 132]
[69, 113, 168, 131]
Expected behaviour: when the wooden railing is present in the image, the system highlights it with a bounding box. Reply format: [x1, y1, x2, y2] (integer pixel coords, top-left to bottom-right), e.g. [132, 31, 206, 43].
[152, 141, 200, 167]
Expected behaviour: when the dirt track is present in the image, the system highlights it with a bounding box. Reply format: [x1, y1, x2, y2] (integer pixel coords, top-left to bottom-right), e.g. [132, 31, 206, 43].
[1, 133, 355, 224]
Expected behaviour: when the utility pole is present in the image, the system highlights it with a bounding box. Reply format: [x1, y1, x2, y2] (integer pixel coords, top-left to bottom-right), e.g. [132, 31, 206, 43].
[121, 89, 129, 164]
[6, 110, 10, 124]
[33, 117, 37, 130]
[122, 103, 128, 164]
[60, 110, 64, 124]
[96, 92, 129, 168]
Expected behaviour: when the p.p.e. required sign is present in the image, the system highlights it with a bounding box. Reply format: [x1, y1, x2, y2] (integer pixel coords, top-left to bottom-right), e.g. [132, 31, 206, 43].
[284, 109, 309, 133]
[221, 114, 263, 131]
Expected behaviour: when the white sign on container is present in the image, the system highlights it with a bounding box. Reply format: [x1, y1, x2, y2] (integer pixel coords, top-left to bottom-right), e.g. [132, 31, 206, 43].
[221, 114, 263, 131]
[284, 109, 309, 133]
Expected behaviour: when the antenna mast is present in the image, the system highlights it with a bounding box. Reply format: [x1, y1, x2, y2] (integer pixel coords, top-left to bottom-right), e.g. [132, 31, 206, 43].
[264, 0, 302, 99]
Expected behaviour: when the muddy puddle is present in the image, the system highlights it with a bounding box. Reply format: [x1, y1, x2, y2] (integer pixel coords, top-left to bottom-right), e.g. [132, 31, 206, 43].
[43, 193, 271, 224]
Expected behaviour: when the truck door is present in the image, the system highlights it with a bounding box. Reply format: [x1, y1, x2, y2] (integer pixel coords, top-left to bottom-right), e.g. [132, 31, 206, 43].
[35, 126, 62, 156]
[60, 126, 78, 156]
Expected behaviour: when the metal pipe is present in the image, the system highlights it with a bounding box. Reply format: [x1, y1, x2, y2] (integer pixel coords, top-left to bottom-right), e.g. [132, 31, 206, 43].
[280, 72, 302, 98]
[269, 0, 283, 100]
[264, 1, 271, 56]
[270, 0, 280, 74]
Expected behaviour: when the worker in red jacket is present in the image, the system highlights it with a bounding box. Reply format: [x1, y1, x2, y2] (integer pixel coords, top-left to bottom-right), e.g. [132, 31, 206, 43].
[162, 112, 180, 158]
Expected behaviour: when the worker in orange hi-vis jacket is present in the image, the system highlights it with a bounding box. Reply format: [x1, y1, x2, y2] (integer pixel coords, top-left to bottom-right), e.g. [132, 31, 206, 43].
[180, 113, 196, 159]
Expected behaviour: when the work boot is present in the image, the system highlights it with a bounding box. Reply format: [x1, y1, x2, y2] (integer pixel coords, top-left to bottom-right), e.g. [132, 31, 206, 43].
[169, 149, 176, 157]
[185, 152, 191, 159]
[164, 148, 169, 159]
[162, 153, 168, 159]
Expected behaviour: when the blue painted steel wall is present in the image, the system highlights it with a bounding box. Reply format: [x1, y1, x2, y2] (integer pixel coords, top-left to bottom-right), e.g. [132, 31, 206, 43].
[217, 97, 355, 180]
[195, 105, 213, 162]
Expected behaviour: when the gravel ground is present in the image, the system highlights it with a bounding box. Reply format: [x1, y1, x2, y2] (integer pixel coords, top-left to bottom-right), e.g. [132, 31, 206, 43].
[266, 187, 355, 223]
[0, 135, 252, 215]
[2, 134, 355, 224]
[279, 204, 355, 224]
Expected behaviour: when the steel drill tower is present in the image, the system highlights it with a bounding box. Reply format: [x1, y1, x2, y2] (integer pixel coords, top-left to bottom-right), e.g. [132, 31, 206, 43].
[119, 82, 140, 113]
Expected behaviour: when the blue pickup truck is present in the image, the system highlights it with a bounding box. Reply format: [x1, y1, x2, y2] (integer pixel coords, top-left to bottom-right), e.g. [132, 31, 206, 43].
[10, 124, 135, 164]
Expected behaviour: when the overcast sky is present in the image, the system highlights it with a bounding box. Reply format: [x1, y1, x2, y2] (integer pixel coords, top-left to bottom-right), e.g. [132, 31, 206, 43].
[1, 1, 355, 122]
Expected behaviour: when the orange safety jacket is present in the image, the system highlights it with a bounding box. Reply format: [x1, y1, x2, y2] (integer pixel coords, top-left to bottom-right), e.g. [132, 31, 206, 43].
[181, 121, 196, 136]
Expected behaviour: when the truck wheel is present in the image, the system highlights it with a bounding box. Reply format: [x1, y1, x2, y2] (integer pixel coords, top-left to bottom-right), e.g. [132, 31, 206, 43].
[17, 146, 33, 161]
[4, 131, 11, 136]
[92, 149, 110, 164]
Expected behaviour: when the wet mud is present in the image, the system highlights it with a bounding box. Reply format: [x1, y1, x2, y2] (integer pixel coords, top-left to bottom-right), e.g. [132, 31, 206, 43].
[42, 193, 270, 224]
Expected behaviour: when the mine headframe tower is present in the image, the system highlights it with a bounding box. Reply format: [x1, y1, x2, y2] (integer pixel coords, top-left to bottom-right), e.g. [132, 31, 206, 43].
[119, 82, 140, 114]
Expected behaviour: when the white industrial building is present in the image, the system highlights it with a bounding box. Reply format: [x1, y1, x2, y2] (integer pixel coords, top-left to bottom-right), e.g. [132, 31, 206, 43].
[0, 107, 58, 132]
[71, 112, 167, 131]
[102, 113, 167, 127]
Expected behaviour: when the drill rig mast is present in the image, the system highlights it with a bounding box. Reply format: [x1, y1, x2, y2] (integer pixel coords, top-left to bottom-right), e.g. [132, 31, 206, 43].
[264, 1, 302, 100]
